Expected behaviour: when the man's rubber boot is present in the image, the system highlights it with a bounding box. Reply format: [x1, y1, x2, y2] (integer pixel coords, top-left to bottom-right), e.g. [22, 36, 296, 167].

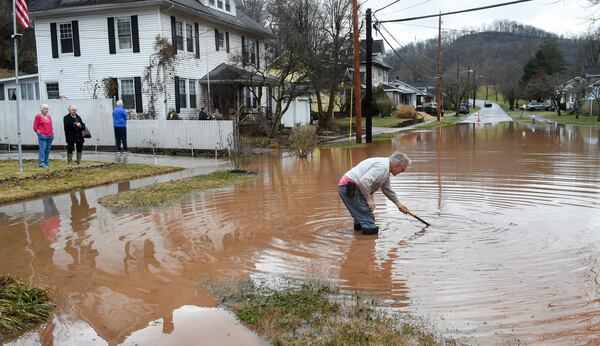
[67, 153, 72, 165]
[76, 152, 82, 164]
[362, 226, 379, 235]
[354, 223, 362, 231]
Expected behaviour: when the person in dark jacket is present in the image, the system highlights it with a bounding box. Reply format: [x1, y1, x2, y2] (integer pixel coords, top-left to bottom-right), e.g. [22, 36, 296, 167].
[63, 105, 86, 165]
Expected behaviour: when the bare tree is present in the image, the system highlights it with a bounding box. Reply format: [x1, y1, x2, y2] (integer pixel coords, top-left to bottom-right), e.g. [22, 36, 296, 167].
[238, 0, 268, 25]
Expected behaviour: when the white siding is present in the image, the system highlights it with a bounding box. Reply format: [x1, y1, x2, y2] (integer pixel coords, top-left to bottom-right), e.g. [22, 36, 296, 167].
[0, 99, 233, 150]
[35, 8, 162, 112]
[34, 5, 267, 121]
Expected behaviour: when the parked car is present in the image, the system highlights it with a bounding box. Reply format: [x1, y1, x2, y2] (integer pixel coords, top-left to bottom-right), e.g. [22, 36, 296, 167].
[526, 102, 554, 111]
[484, 101, 492, 108]
[459, 105, 470, 114]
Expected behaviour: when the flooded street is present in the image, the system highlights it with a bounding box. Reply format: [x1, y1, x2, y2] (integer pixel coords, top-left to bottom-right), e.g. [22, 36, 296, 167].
[1, 122, 600, 345]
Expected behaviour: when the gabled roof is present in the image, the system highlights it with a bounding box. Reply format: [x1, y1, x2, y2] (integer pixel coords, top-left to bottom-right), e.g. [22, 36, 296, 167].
[361, 56, 392, 70]
[383, 80, 427, 95]
[0, 74, 39, 84]
[28, 0, 272, 37]
[199, 63, 276, 84]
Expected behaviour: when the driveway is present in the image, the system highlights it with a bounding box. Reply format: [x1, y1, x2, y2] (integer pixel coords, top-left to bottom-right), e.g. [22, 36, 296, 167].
[461, 100, 513, 124]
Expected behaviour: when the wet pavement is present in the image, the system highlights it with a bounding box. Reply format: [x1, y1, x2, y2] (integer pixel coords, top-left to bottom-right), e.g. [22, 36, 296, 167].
[2, 122, 600, 345]
[462, 100, 513, 124]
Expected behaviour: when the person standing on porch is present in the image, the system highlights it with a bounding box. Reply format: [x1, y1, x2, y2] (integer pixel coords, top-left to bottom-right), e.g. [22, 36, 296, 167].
[33, 104, 54, 168]
[112, 100, 128, 154]
[63, 105, 86, 165]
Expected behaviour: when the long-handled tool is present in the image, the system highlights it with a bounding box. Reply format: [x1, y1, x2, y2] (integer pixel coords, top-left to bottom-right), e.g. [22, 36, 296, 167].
[407, 210, 431, 227]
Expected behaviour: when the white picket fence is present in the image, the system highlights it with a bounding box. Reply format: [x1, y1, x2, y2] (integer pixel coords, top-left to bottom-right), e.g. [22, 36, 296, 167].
[0, 99, 233, 150]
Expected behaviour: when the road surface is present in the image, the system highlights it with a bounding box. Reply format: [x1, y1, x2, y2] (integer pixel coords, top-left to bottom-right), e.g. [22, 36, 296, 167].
[461, 100, 513, 124]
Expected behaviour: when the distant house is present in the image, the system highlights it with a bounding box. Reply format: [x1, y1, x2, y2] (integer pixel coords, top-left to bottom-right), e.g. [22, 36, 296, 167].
[359, 39, 391, 87]
[583, 65, 600, 84]
[0, 74, 40, 101]
[29, 0, 271, 120]
[405, 81, 436, 105]
[381, 79, 426, 108]
[559, 76, 585, 110]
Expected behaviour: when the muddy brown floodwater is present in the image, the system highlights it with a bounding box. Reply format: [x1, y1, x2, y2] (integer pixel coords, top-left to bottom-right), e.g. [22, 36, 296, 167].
[1, 122, 600, 345]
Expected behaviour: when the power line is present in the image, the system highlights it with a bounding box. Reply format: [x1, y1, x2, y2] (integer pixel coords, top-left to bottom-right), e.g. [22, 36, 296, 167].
[373, 0, 403, 15]
[375, 19, 437, 64]
[377, 26, 438, 80]
[381, 0, 433, 15]
[377, 0, 534, 23]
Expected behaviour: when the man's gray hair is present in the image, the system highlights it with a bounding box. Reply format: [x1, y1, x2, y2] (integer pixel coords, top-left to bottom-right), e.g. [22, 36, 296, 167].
[389, 151, 411, 167]
[116, 100, 124, 107]
[40, 104, 49, 111]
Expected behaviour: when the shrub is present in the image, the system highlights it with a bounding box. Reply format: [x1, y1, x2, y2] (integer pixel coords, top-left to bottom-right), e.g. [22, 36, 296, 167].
[289, 125, 317, 158]
[395, 105, 418, 119]
[375, 97, 395, 117]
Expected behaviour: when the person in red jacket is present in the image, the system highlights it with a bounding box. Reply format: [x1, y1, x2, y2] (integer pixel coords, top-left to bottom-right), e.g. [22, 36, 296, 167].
[33, 104, 54, 168]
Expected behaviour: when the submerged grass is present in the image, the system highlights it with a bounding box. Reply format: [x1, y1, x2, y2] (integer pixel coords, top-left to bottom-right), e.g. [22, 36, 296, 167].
[0, 276, 54, 341]
[0, 160, 180, 205]
[98, 171, 259, 210]
[323, 133, 400, 149]
[209, 280, 455, 346]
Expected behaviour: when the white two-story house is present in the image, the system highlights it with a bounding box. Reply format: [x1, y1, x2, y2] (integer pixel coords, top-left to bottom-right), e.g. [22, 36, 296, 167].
[29, 0, 271, 119]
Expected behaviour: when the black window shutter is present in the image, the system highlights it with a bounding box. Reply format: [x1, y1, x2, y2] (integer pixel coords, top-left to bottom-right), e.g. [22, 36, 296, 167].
[241, 36, 246, 66]
[171, 16, 177, 56]
[107, 18, 116, 54]
[225, 32, 230, 53]
[110, 77, 119, 100]
[50, 23, 59, 58]
[134, 77, 143, 113]
[72, 21, 81, 56]
[194, 23, 200, 58]
[131, 15, 140, 53]
[256, 39, 260, 69]
[0, 84, 4, 101]
[215, 29, 219, 51]
[174, 76, 180, 113]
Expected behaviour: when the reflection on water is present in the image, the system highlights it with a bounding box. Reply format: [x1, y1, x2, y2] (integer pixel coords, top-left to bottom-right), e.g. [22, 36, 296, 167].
[1, 123, 600, 345]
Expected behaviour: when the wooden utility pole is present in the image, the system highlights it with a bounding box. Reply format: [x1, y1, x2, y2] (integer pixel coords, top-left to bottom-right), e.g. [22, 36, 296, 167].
[365, 8, 373, 143]
[352, 0, 362, 143]
[435, 13, 442, 121]
[455, 55, 459, 116]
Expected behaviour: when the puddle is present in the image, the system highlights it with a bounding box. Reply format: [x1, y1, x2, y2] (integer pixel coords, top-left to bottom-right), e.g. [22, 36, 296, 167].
[1, 122, 600, 345]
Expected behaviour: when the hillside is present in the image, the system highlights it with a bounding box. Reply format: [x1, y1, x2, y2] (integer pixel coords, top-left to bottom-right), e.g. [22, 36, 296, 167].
[385, 20, 583, 85]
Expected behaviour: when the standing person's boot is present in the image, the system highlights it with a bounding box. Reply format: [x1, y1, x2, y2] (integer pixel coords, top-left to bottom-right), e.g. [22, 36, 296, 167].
[76, 152, 82, 164]
[67, 153, 73, 165]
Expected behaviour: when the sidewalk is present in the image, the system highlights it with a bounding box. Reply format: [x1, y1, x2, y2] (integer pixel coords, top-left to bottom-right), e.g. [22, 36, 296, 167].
[0, 150, 228, 170]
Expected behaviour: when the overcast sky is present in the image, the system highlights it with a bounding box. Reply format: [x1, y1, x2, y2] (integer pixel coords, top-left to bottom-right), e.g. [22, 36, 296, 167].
[362, 0, 596, 45]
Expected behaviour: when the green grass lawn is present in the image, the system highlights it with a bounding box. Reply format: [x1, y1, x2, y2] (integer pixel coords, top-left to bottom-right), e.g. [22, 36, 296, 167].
[0, 276, 54, 341]
[415, 115, 463, 130]
[0, 160, 180, 205]
[207, 280, 456, 346]
[334, 115, 420, 128]
[505, 109, 600, 126]
[98, 171, 260, 210]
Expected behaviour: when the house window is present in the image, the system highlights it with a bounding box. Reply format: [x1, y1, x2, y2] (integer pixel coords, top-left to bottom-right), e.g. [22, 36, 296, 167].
[186, 23, 194, 53]
[245, 40, 256, 65]
[209, 0, 215, 5]
[225, 0, 231, 11]
[244, 87, 258, 108]
[120, 78, 136, 109]
[175, 21, 184, 51]
[59, 23, 74, 54]
[20, 82, 38, 100]
[8, 88, 16, 100]
[175, 20, 196, 53]
[46, 83, 59, 99]
[116, 17, 132, 50]
[217, 0, 223, 10]
[189, 80, 197, 108]
[178, 79, 187, 108]
[217, 32, 224, 50]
